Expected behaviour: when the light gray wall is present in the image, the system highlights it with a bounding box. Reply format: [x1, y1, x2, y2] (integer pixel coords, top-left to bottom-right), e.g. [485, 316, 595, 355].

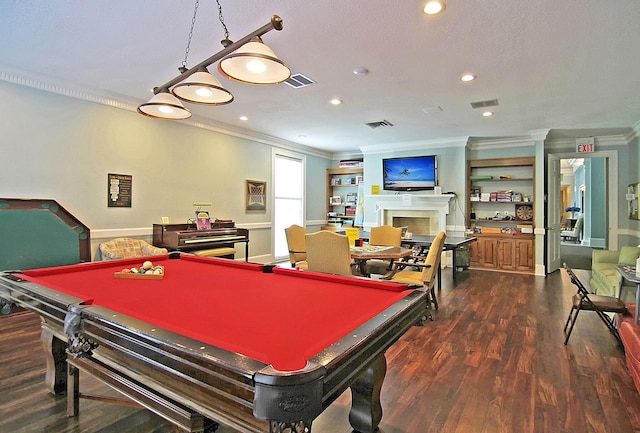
[0, 81, 330, 261]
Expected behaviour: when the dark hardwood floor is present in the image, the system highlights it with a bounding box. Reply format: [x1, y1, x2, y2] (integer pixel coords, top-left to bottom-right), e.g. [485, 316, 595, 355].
[2, 268, 640, 433]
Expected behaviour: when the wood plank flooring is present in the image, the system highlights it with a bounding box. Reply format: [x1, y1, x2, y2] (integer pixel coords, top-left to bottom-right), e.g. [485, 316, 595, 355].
[2, 268, 640, 433]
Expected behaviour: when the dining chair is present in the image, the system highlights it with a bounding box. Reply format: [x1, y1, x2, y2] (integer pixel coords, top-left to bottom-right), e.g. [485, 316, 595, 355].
[365, 225, 403, 275]
[562, 263, 628, 346]
[305, 231, 356, 276]
[382, 231, 446, 313]
[285, 224, 308, 269]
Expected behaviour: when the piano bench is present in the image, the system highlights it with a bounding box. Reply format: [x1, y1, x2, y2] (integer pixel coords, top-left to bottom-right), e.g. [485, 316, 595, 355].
[194, 247, 236, 260]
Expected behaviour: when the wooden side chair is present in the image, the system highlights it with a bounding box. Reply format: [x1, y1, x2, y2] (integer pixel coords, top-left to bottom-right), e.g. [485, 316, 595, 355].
[305, 231, 356, 276]
[382, 232, 446, 313]
[365, 225, 403, 275]
[563, 263, 628, 346]
[285, 224, 308, 269]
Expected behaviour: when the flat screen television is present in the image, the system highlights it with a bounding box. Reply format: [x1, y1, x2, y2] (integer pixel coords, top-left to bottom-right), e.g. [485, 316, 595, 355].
[382, 155, 437, 191]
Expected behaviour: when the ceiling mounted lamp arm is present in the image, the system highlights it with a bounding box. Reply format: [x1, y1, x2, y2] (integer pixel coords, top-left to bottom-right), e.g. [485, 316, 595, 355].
[152, 15, 285, 94]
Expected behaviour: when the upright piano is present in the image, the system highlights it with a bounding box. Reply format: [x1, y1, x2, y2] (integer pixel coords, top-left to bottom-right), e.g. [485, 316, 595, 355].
[152, 222, 249, 261]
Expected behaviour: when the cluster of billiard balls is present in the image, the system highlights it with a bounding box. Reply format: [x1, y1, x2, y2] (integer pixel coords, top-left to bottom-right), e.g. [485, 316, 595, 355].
[120, 260, 164, 275]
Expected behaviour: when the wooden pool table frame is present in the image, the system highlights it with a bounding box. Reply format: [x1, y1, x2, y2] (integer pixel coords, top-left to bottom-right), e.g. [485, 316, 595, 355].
[0, 256, 427, 433]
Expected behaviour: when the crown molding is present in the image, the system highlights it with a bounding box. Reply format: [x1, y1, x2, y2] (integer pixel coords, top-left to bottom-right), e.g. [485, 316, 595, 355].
[545, 134, 628, 150]
[468, 135, 536, 150]
[628, 120, 640, 142]
[0, 69, 335, 161]
[360, 136, 470, 155]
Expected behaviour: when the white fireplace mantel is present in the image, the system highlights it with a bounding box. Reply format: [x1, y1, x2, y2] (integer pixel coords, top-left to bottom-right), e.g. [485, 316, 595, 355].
[366, 194, 455, 233]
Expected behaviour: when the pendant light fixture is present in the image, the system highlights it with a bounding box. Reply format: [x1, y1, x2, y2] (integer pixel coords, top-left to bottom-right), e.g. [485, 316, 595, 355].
[172, 67, 234, 105]
[138, 0, 290, 120]
[218, 36, 291, 84]
[137, 88, 192, 119]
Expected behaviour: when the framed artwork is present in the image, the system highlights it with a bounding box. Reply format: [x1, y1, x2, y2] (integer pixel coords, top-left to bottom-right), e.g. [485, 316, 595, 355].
[246, 180, 266, 213]
[108, 173, 132, 208]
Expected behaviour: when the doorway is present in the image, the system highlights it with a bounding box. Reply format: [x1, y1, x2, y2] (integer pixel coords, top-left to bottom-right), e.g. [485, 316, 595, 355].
[559, 157, 609, 270]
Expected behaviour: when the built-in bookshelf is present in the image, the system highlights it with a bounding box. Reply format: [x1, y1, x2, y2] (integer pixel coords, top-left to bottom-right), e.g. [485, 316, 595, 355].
[326, 167, 363, 228]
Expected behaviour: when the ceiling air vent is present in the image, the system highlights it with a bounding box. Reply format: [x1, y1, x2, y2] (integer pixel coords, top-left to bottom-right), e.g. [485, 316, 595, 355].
[365, 120, 394, 129]
[284, 73, 315, 88]
[470, 99, 499, 109]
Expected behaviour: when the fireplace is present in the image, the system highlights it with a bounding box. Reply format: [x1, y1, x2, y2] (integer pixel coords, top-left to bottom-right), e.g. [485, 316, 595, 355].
[368, 194, 454, 235]
[391, 216, 432, 236]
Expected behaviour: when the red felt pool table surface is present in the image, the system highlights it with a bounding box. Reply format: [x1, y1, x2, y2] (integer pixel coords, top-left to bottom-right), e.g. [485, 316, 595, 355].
[21, 254, 411, 371]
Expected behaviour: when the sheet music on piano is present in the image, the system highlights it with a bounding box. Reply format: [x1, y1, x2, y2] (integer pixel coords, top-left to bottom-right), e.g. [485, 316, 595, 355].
[195, 211, 211, 230]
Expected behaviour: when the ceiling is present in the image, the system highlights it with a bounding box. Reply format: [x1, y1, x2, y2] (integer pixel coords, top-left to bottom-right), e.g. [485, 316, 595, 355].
[2, 0, 640, 155]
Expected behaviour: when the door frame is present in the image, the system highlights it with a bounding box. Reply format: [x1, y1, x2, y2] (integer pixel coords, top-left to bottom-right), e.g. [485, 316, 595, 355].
[546, 149, 618, 274]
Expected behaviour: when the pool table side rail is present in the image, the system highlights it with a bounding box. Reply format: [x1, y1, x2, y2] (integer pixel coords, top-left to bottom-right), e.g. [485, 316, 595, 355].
[0, 272, 82, 326]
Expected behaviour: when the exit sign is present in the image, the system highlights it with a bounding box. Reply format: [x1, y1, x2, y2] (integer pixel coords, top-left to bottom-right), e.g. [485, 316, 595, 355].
[576, 137, 595, 153]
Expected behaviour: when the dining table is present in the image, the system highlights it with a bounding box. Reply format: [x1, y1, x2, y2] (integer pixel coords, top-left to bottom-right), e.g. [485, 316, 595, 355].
[358, 232, 477, 283]
[350, 245, 414, 277]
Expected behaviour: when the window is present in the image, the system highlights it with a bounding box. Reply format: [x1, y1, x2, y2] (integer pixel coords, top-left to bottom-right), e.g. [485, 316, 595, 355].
[273, 151, 305, 259]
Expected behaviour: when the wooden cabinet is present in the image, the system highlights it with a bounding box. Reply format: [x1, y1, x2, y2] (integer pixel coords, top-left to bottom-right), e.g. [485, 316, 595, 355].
[469, 234, 534, 272]
[326, 167, 363, 228]
[466, 157, 535, 273]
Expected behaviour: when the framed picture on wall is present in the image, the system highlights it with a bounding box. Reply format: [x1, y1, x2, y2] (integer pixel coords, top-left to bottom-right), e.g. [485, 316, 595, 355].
[246, 180, 266, 213]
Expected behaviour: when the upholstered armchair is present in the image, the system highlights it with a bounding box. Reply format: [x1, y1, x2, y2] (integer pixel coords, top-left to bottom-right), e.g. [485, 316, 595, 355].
[561, 215, 583, 243]
[97, 238, 168, 261]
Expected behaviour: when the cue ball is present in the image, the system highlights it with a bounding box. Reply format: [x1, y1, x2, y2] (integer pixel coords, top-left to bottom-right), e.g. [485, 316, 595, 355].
[142, 261, 153, 270]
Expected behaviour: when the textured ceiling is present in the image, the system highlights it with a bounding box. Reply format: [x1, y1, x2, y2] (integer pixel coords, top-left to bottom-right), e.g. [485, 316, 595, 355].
[1, 0, 639, 154]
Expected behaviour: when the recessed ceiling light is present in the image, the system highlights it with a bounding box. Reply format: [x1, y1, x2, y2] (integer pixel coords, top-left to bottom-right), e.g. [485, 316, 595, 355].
[239, 116, 248, 121]
[330, 98, 343, 105]
[482, 111, 494, 117]
[460, 74, 476, 82]
[424, 0, 446, 15]
[353, 67, 369, 76]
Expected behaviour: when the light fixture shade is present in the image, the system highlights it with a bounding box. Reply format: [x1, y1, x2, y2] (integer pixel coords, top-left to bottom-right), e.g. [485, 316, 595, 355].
[137, 89, 192, 120]
[218, 36, 291, 84]
[172, 69, 234, 105]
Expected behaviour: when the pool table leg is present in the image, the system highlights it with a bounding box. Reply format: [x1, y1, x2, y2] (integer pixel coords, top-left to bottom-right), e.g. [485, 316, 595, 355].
[41, 321, 67, 395]
[348, 354, 387, 433]
[67, 363, 80, 417]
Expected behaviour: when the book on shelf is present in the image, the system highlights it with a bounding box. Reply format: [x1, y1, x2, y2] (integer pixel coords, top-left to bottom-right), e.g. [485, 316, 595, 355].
[329, 196, 342, 205]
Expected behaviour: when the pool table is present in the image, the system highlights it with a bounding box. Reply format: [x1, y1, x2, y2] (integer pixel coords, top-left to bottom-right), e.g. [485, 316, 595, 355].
[0, 253, 426, 433]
